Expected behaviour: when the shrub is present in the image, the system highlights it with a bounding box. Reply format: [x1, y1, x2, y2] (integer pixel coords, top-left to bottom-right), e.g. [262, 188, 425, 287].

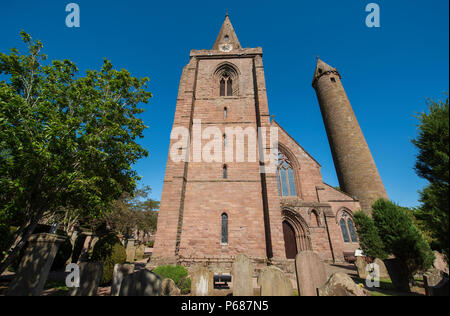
[153, 265, 191, 294]
[372, 199, 435, 277]
[353, 211, 388, 260]
[91, 233, 126, 285]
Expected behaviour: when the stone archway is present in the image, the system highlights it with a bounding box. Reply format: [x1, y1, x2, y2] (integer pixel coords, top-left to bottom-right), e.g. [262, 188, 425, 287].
[282, 209, 312, 259]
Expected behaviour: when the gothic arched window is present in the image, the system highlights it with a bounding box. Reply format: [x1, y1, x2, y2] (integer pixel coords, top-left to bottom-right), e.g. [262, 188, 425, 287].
[277, 151, 297, 197]
[221, 213, 228, 244]
[220, 73, 233, 96]
[339, 212, 358, 243]
[215, 64, 238, 97]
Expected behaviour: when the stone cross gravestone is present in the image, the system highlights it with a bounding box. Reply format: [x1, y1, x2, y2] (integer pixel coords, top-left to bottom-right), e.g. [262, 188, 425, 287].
[68, 262, 103, 296]
[295, 251, 327, 296]
[111, 264, 135, 296]
[7, 233, 67, 296]
[231, 254, 254, 296]
[257, 266, 293, 296]
[190, 265, 214, 296]
[119, 270, 162, 296]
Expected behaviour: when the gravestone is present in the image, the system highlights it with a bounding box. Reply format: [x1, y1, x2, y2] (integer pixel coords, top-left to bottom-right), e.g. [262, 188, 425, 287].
[126, 239, 136, 262]
[433, 251, 449, 275]
[7, 233, 67, 296]
[373, 258, 389, 279]
[383, 258, 410, 292]
[231, 254, 254, 296]
[295, 251, 327, 296]
[190, 265, 214, 296]
[68, 262, 103, 296]
[78, 232, 95, 263]
[161, 278, 181, 296]
[257, 266, 293, 296]
[355, 257, 368, 279]
[423, 269, 449, 296]
[111, 264, 135, 296]
[119, 270, 162, 296]
[318, 273, 370, 296]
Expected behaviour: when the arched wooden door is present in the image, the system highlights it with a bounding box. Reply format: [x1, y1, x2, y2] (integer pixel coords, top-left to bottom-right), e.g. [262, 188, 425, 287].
[283, 221, 298, 259]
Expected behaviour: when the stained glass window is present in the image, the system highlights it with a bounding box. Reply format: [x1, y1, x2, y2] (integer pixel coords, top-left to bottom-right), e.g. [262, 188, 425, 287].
[348, 219, 358, 243]
[340, 212, 358, 243]
[340, 218, 350, 243]
[277, 151, 297, 197]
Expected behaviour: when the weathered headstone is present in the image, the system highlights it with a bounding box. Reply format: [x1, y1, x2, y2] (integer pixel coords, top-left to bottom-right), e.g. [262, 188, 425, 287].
[111, 264, 135, 296]
[78, 232, 95, 263]
[257, 266, 293, 296]
[433, 251, 449, 275]
[7, 233, 67, 296]
[68, 262, 103, 296]
[190, 265, 214, 296]
[295, 251, 327, 296]
[355, 256, 369, 279]
[423, 269, 449, 296]
[126, 239, 136, 262]
[119, 269, 162, 296]
[161, 278, 181, 296]
[231, 254, 254, 296]
[373, 258, 389, 279]
[318, 273, 370, 296]
[383, 258, 410, 292]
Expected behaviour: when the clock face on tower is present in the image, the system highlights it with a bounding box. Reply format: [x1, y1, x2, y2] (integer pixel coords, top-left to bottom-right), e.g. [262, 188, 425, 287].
[219, 44, 233, 52]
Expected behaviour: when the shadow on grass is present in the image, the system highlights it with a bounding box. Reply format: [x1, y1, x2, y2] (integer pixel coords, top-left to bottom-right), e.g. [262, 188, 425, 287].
[351, 276, 425, 297]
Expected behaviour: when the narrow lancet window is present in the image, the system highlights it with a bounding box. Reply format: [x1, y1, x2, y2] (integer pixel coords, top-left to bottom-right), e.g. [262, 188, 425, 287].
[221, 213, 228, 244]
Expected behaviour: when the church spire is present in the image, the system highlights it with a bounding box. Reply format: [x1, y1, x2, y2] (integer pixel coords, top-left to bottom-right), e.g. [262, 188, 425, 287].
[212, 14, 242, 51]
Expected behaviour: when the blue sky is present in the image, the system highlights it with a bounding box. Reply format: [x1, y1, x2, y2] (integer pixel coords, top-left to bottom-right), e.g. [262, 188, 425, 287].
[1, 1, 448, 207]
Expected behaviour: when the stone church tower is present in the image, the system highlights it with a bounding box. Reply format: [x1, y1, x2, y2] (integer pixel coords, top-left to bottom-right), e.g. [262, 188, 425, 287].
[152, 15, 381, 270]
[312, 59, 388, 211]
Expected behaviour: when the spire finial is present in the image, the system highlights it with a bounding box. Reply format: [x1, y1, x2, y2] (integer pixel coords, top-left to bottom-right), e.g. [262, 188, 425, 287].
[226, 9, 229, 17]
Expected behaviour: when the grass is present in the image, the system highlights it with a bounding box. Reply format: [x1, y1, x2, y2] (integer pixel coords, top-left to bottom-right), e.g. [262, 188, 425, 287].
[44, 280, 69, 296]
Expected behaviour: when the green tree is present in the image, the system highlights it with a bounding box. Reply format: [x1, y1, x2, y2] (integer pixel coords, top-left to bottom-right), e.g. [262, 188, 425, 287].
[372, 199, 435, 279]
[103, 186, 159, 238]
[0, 32, 151, 274]
[353, 211, 388, 260]
[411, 96, 449, 259]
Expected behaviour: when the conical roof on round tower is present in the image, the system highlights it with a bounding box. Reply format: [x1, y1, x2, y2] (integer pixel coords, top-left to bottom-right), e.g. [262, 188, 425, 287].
[312, 58, 341, 86]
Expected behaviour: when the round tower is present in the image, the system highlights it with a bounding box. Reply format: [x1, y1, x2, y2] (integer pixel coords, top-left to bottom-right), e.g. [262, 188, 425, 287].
[312, 58, 388, 212]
